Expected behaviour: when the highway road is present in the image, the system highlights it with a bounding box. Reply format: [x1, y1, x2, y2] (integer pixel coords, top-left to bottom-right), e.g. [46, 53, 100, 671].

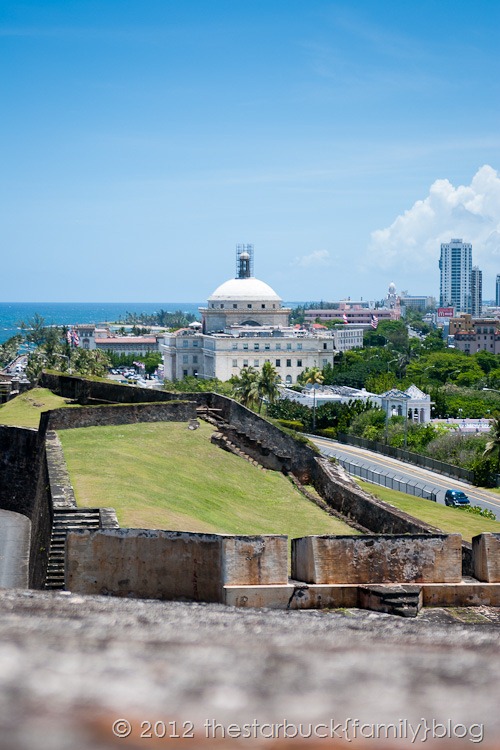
[310, 435, 500, 519]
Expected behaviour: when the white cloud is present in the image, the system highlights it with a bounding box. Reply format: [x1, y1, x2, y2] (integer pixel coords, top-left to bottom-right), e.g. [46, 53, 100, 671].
[293, 249, 331, 268]
[368, 165, 500, 282]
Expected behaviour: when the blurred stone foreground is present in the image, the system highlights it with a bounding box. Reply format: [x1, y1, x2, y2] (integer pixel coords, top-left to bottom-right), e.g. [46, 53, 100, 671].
[1, 590, 499, 750]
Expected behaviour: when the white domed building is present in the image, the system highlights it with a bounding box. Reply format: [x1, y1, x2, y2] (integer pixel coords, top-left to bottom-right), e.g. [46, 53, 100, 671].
[161, 246, 363, 383]
[200, 250, 290, 333]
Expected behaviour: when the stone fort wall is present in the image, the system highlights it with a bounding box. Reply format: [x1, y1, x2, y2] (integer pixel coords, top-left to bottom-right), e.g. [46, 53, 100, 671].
[0, 426, 51, 588]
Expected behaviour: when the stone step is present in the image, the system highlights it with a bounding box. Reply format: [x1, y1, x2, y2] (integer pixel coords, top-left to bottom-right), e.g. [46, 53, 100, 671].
[45, 508, 105, 591]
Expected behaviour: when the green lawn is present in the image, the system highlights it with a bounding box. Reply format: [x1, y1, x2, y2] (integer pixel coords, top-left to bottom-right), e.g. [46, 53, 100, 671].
[357, 480, 500, 542]
[0, 387, 71, 428]
[59, 421, 357, 539]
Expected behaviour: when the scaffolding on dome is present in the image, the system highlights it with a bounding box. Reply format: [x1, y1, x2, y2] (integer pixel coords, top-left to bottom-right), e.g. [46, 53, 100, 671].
[235, 244, 254, 278]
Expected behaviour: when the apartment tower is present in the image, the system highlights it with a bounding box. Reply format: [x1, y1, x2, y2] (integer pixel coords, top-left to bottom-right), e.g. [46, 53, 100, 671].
[470, 266, 482, 317]
[439, 238, 472, 313]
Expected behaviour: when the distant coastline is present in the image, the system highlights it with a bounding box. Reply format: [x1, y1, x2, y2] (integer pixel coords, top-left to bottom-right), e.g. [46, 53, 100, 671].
[0, 301, 305, 344]
[0, 302, 202, 345]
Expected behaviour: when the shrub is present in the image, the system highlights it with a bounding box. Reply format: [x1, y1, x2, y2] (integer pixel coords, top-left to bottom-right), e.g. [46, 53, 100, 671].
[459, 505, 497, 521]
[276, 419, 304, 432]
[316, 427, 337, 439]
[469, 455, 497, 488]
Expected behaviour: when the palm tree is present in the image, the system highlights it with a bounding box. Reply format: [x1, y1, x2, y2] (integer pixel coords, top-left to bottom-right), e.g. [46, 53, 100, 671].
[257, 361, 280, 412]
[304, 367, 324, 431]
[483, 414, 500, 475]
[231, 366, 260, 409]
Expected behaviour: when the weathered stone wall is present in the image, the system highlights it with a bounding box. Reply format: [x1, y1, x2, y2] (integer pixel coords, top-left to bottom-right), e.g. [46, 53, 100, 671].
[66, 529, 288, 600]
[37, 374, 476, 575]
[39, 400, 197, 432]
[40, 372, 209, 407]
[209, 394, 318, 480]
[0, 426, 52, 588]
[472, 533, 500, 582]
[292, 534, 463, 584]
[312, 458, 442, 535]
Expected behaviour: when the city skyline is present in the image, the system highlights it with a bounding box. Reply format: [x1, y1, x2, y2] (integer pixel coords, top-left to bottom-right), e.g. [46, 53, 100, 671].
[2, 1, 500, 302]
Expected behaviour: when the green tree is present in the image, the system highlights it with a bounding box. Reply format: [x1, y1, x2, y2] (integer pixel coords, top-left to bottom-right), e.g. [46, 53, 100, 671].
[20, 313, 49, 346]
[0, 335, 23, 368]
[231, 366, 260, 409]
[71, 348, 111, 377]
[257, 361, 280, 411]
[364, 320, 408, 351]
[142, 352, 162, 375]
[483, 414, 500, 475]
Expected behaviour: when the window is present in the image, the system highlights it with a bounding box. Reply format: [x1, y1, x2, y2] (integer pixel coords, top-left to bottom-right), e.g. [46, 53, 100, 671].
[254, 343, 259, 350]
[243, 359, 248, 367]
[232, 359, 237, 367]
[297, 359, 302, 367]
[322, 359, 327, 366]
[286, 343, 292, 350]
[265, 343, 270, 350]
[183, 340, 189, 348]
[323, 343, 327, 350]
[182, 355, 188, 364]
[275, 359, 281, 367]
[220, 304, 224, 309]
[276, 343, 281, 351]
[192, 355, 198, 364]
[243, 343, 248, 350]
[192, 341, 198, 347]
[286, 359, 292, 367]
[254, 359, 259, 367]
[183, 370, 188, 377]
[261, 304, 266, 309]
[297, 343, 302, 350]
[232, 342, 238, 350]
[233, 304, 237, 309]
[247, 304, 252, 309]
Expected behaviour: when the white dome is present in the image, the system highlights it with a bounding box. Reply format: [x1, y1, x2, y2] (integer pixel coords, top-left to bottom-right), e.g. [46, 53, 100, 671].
[388, 282, 396, 293]
[208, 277, 282, 302]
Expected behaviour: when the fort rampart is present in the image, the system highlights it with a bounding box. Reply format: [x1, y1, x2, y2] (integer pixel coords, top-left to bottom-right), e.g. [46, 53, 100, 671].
[0, 372, 479, 588]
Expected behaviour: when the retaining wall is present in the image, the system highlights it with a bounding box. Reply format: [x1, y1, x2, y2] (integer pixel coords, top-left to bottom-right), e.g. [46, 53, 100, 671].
[66, 529, 288, 600]
[292, 534, 463, 584]
[39, 400, 197, 432]
[472, 533, 500, 582]
[37, 374, 475, 575]
[40, 372, 207, 407]
[0, 426, 52, 588]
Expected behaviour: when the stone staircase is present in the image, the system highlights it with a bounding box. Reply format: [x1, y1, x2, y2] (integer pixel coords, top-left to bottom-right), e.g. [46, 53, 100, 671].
[358, 584, 423, 618]
[45, 508, 101, 591]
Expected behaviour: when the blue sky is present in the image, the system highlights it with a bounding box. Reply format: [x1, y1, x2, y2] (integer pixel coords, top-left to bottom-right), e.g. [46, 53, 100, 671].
[2, 1, 500, 302]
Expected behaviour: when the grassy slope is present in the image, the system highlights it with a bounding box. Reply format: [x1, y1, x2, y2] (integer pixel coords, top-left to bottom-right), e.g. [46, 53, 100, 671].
[59, 421, 357, 537]
[357, 480, 500, 542]
[0, 387, 70, 428]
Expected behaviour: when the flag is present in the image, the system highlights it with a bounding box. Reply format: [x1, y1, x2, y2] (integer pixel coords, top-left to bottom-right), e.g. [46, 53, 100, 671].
[371, 314, 379, 330]
[66, 329, 72, 345]
[343, 313, 348, 324]
[71, 329, 79, 347]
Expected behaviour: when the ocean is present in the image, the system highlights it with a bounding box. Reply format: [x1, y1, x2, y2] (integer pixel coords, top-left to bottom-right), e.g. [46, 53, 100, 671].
[0, 302, 203, 344]
[0, 301, 305, 344]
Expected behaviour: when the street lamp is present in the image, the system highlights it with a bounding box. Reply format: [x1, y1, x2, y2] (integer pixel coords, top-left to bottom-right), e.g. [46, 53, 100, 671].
[53, 353, 72, 374]
[312, 384, 318, 432]
[387, 357, 398, 373]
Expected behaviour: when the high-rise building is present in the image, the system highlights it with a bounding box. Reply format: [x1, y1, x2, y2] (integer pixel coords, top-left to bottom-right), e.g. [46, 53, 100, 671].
[470, 266, 482, 317]
[496, 275, 500, 307]
[439, 238, 472, 313]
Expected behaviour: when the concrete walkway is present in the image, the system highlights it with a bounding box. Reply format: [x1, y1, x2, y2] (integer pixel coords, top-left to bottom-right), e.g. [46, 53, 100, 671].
[0, 510, 30, 588]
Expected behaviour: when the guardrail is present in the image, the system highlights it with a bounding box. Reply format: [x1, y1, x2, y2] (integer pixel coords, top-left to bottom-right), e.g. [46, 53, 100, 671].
[337, 456, 438, 502]
[336, 432, 474, 484]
